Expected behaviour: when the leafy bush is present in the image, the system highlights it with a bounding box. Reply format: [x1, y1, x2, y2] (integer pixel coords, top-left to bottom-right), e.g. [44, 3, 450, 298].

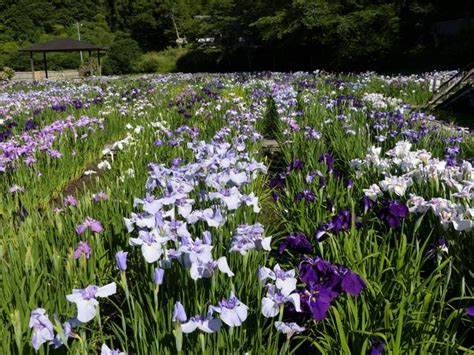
[103, 34, 141, 74]
[175, 48, 221, 72]
[134, 48, 189, 73]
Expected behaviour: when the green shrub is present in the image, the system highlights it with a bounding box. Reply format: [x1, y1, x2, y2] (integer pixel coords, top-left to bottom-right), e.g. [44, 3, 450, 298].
[134, 48, 189, 73]
[103, 34, 141, 74]
[175, 48, 221, 72]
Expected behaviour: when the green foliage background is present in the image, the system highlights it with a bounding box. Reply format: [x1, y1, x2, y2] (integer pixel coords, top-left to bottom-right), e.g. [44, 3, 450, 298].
[0, 0, 473, 73]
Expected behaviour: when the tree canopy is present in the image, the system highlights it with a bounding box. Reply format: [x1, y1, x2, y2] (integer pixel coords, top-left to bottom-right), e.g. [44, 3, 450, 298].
[0, 0, 472, 72]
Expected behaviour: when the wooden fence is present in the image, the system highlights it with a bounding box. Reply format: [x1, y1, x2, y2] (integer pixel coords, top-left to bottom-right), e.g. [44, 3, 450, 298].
[13, 70, 81, 81]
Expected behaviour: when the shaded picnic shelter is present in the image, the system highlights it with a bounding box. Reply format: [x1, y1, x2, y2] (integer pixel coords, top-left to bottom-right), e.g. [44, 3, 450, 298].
[19, 38, 105, 80]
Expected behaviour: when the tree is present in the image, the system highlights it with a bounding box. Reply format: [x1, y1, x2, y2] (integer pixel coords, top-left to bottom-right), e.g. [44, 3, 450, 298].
[103, 33, 142, 74]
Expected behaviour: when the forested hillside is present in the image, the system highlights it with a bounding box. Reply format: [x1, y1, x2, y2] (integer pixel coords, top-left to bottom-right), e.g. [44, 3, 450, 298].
[0, 0, 472, 73]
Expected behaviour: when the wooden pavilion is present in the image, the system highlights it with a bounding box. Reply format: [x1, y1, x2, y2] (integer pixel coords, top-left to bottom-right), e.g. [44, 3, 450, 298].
[19, 38, 105, 80]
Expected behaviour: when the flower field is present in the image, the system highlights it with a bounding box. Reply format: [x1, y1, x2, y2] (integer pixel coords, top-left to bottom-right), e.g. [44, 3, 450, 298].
[0, 72, 473, 354]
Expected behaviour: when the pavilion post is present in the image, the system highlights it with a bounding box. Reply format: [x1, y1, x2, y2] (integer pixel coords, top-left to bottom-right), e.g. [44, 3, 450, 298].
[97, 50, 101, 76]
[29, 52, 35, 81]
[43, 52, 48, 79]
[88, 50, 92, 76]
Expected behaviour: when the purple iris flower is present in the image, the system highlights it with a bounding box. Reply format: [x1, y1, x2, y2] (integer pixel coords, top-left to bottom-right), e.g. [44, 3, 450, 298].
[73, 100, 83, 109]
[360, 195, 374, 213]
[75, 217, 103, 234]
[369, 340, 385, 355]
[29, 308, 54, 350]
[446, 155, 457, 167]
[172, 157, 184, 166]
[74, 241, 92, 260]
[306, 170, 318, 184]
[17, 203, 29, 222]
[299, 257, 340, 290]
[272, 191, 279, 201]
[318, 176, 325, 188]
[25, 119, 35, 130]
[278, 232, 312, 254]
[326, 198, 334, 213]
[115, 251, 128, 271]
[295, 189, 316, 203]
[318, 152, 334, 172]
[339, 266, 367, 296]
[269, 173, 286, 189]
[315, 209, 358, 241]
[299, 284, 336, 321]
[297, 256, 366, 320]
[465, 306, 474, 317]
[446, 146, 460, 156]
[377, 200, 409, 229]
[426, 239, 448, 259]
[287, 159, 305, 172]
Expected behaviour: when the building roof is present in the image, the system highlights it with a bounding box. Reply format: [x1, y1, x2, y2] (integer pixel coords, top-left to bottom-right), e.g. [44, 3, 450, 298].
[20, 38, 104, 52]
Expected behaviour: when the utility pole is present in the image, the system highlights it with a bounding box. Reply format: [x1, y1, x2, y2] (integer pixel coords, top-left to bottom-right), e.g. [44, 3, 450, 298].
[76, 22, 83, 64]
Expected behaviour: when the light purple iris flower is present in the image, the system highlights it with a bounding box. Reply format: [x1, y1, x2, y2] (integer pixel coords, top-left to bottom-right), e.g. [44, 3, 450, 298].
[51, 318, 80, 349]
[181, 310, 222, 333]
[66, 282, 116, 323]
[240, 192, 261, 213]
[74, 241, 92, 260]
[154, 268, 165, 285]
[172, 301, 187, 323]
[261, 284, 301, 318]
[186, 207, 225, 228]
[101, 344, 126, 355]
[9, 184, 25, 193]
[208, 187, 242, 210]
[202, 230, 212, 244]
[129, 231, 165, 263]
[93, 191, 109, 202]
[64, 195, 77, 207]
[211, 291, 248, 327]
[75, 217, 103, 235]
[230, 223, 271, 255]
[275, 321, 305, 337]
[29, 308, 54, 350]
[115, 251, 128, 271]
[259, 264, 297, 296]
[189, 256, 234, 280]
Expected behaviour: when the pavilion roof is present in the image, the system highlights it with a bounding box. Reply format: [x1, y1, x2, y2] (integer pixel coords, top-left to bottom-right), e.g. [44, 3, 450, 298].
[20, 38, 104, 53]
